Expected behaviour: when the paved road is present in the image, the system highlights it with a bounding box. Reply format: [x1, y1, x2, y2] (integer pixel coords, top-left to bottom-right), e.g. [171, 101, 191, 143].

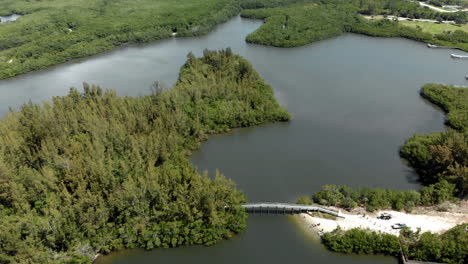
[363, 14, 455, 24]
[387, 15, 455, 24]
[418, 1, 457, 12]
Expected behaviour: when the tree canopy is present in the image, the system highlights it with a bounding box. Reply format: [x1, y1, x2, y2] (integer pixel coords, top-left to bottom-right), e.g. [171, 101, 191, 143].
[0, 49, 290, 263]
[304, 182, 456, 212]
[323, 224, 468, 264]
[401, 223, 468, 264]
[1, 0, 468, 79]
[240, 0, 468, 49]
[0, 0, 241, 79]
[401, 84, 467, 198]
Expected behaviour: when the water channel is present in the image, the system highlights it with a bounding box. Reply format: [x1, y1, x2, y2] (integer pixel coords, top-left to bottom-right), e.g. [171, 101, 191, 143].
[0, 16, 465, 264]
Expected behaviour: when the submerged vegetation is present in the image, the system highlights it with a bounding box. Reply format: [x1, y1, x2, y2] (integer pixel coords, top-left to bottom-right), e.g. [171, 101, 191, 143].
[0, 50, 290, 263]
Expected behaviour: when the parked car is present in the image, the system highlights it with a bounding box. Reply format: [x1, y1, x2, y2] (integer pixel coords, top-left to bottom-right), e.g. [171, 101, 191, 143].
[378, 213, 392, 220]
[391, 223, 408, 229]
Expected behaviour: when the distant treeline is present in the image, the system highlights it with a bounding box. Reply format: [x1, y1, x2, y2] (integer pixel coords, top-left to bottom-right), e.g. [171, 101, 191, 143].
[2, 0, 468, 79]
[0, 50, 290, 263]
[322, 223, 468, 264]
[241, 4, 350, 47]
[240, 0, 468, 49]
[0, 0, 242, 79]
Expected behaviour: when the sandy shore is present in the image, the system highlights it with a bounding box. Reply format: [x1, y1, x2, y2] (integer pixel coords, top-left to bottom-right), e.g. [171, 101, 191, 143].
[298, 202, 468, 236]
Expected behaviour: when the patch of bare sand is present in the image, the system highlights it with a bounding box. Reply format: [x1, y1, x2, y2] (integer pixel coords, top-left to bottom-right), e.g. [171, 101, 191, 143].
[298, 201, 468, 236]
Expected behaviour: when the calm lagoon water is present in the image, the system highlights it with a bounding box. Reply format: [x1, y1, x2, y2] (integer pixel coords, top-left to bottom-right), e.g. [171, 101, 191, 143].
[1, 15, 465, 264]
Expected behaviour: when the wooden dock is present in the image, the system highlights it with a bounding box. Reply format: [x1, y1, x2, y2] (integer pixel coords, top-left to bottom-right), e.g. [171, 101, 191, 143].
[241, 202, 344, 217]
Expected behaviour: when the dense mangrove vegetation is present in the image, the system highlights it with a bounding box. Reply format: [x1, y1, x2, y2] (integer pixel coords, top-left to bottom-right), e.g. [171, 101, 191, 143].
[300, 83, 467, 264]
[241, 0, 468, 49]
[0, 50, 290, 263]
[322, 223, 468, 264]
[2, 0, 468, 79]
[297, 180, 456, 212]
[299, 85, 467, 211]
[303, 84, 466, 202]
[298, 82, 466, 263]
[401, 223, 468, 264]
[401, 84, 467, 198]
[322, 228, 401, 256]
[0, 0, 242, 79]
[419, 84, 468, 131]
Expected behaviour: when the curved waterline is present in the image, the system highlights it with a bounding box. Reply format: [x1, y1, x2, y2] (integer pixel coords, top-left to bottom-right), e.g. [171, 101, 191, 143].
[0, 16, 462, 264]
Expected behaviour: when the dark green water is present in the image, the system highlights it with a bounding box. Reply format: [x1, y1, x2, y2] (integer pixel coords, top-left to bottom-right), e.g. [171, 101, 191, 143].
[0, 15, 465, 264]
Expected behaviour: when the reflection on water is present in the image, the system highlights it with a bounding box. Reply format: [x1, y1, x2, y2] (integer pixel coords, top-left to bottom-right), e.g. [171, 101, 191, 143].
[0, 16, 460, 264]
[97, 216, 398, 264]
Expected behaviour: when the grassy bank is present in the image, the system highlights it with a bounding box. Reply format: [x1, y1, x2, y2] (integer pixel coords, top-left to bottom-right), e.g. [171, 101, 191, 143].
[0, 50, 290, 263]
[400, 20, 468, 34]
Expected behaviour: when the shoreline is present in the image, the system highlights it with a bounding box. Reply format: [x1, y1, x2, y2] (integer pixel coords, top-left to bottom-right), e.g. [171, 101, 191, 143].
[297, 202, 468, 237]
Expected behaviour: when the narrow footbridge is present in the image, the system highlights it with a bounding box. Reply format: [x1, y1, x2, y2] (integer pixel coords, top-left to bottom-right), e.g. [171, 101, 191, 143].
[241, 203, 344, 218]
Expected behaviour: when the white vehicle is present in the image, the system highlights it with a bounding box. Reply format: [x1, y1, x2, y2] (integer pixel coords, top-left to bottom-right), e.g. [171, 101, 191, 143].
[391, 223, 408, 229]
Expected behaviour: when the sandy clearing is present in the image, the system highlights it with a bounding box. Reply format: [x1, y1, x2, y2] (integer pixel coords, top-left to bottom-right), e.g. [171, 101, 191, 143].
[298, 203, 468, 236]
[362, 15, 455, 24]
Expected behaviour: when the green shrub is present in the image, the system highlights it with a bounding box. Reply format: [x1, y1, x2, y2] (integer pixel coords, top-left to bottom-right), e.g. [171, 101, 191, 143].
[401, 84, 467, 197]
[308, 185, 425, 212]
[322, 228, 401, 256]
[0, 50, 290, 263]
